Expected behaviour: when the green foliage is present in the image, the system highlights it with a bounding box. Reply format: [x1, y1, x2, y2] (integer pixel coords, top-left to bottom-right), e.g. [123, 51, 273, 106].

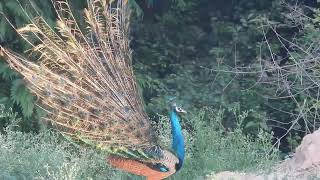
[0, 107, 132, 180]
[131, 0, 279, 133]
[0, 0, 55, 43]
[0, 0, 56, 129]
[0, 130, 123, 179]
[179, 110, 277, 179]
[0, 60, 35, 118]
[0, 58, 39, 130]
[10, 79, 34, 117]
[0, 105, 21, 133]
[0, 61, 17, 80]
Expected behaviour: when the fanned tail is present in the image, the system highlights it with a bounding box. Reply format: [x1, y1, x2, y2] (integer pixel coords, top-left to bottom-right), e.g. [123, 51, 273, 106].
[0, 0, 157, 150]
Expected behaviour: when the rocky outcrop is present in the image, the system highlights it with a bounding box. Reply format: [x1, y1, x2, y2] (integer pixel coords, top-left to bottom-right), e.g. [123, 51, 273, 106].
[207, 129, 320, 180]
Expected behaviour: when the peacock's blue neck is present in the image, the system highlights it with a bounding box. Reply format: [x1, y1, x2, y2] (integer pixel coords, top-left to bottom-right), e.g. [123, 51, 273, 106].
[170, 109, 185, 170]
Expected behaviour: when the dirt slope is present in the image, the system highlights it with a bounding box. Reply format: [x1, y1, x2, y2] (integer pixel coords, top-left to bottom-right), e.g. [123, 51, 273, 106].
[207, 129, 320, 180]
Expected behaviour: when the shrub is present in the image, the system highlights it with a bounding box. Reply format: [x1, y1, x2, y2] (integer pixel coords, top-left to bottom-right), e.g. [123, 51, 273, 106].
[0, 129, 126, 179]
[0, 105, 135, 180]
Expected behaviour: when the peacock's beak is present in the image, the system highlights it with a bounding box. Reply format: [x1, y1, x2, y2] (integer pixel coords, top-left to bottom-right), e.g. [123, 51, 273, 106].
[180, 109, 187, 114]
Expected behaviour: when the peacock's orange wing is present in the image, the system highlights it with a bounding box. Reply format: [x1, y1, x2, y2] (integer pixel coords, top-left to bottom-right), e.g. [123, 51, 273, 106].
[107, 149, 179, 180]
[107, 156, 172, 180]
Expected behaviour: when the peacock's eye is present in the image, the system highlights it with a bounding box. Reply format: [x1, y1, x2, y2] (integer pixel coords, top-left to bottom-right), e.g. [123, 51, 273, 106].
[175, 106, 186, 113]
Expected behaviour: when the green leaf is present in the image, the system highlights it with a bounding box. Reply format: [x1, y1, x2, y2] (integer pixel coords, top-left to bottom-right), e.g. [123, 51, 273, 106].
[244, 121, 257, 129]
[0, 60, 18, 80]
[10, 79, 34, 117]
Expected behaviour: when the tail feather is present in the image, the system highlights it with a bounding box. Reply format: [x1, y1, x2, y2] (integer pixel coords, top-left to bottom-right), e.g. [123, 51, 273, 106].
[0, 0, 157, 149]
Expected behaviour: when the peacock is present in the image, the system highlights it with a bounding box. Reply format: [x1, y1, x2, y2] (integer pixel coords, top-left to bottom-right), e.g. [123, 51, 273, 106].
[0, 0, 186, 179]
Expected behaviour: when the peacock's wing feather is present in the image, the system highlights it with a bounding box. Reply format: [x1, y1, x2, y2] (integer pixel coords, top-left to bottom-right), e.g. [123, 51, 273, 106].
[106, 146, 165, 161]
[0, 0, 157, 150]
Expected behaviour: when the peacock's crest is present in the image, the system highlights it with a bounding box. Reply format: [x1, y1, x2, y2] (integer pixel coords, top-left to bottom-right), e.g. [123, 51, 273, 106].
[0, 0, 185, 179]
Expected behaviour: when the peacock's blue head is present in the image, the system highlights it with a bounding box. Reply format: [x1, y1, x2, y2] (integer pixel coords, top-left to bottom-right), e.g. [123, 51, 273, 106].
[171, 103, 187, 114]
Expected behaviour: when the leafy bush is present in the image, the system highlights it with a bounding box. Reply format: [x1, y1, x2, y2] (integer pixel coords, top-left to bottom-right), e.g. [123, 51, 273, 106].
[0, 130, 123, 180]
[131, 0, 283, 134]
[0, 105, 132, 180]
